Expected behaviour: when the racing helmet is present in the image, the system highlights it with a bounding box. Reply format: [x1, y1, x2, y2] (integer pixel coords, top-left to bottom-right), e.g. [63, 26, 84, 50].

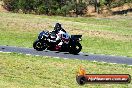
[54, 23, 62, 33]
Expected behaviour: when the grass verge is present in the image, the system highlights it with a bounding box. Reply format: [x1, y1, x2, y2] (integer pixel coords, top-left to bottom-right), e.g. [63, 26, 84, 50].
[0, 52, 132, 88]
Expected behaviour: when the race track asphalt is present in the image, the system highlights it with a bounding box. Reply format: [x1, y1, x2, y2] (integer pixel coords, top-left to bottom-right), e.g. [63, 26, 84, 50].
[0, 45, 132, 65]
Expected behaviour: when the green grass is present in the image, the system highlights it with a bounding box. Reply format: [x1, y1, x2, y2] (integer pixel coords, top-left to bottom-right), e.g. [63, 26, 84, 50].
[48, 16, 132, 35]
[0, 31, 36, 48]
[0, 12, 132, 35]
[0, 52, 132, 88]
[0, 12, 132, 57]
[82, 37, 132, 56]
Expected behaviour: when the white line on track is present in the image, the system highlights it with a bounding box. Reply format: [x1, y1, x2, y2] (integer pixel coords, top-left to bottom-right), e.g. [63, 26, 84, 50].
[35, 55, 40, 57]
[128, 65, 132, 67]
[26, 54, 31, 56]
[93, 60, 97, 62]
[54, 57, 60, 59]
[63, 58, 68, 60]
[110, 63, 117, 65]
[2, 52, 11, 54]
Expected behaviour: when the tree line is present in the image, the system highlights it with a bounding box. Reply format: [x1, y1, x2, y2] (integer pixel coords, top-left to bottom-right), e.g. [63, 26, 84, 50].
[2, 0, 132, 16]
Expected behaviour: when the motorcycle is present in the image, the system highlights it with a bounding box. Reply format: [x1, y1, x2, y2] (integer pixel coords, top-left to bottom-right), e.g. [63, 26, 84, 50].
[33, 30, 82, 54]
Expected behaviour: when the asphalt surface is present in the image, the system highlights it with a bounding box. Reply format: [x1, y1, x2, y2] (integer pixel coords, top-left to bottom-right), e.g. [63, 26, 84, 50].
[0, 45, 132, 65]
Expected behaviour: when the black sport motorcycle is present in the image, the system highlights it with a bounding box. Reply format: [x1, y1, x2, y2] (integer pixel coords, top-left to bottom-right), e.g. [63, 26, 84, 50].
[33, 31, 82, 54]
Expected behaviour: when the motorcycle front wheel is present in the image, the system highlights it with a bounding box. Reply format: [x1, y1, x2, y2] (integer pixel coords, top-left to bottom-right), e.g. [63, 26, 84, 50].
[33, 39, 47, 51]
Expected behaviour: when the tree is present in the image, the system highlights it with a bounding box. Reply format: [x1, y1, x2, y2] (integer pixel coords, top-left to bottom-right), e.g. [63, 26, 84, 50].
[2, 0, 19, 12]
[2, 0, 87, 16]
[94, 0, 100, 13]
[18, 0, 35, 13]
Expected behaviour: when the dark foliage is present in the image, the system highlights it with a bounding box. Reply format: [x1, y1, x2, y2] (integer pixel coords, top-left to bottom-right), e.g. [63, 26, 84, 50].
[2, 0, 132, 16]
[2, 0, 87, 16]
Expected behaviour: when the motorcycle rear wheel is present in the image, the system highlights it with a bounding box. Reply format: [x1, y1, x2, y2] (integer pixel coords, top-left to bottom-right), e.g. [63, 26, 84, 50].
[69, 42, 82, 54]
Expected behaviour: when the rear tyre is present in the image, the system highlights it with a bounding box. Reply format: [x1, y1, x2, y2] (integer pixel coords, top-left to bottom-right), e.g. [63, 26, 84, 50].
[69, 42, 82, 54]
[33, 39, 47, 51]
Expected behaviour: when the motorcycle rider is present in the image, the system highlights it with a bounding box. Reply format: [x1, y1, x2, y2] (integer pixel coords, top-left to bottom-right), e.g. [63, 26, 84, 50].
[53, 23, 70, 46]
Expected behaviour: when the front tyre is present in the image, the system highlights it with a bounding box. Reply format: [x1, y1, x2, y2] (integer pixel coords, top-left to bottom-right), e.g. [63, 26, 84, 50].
[33, 39, 46, 51]
[69, 42, 82, 54]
